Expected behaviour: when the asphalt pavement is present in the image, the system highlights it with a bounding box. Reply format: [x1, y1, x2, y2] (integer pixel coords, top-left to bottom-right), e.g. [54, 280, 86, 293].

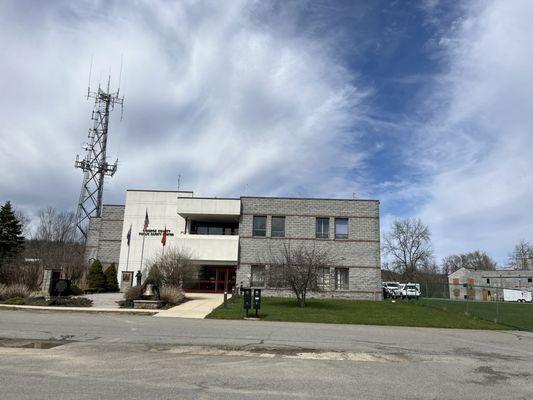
[0, 310, 532, 399]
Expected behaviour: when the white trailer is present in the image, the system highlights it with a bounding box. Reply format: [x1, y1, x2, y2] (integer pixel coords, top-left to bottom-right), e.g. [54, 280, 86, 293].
[503, 289, 532, 303]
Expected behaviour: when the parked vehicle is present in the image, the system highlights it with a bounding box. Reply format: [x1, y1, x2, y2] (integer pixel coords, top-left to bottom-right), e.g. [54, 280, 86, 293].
[382, 282, 402, 299]
[401, 283, 420, 300]
[382, 286, 394, 299]
[503, 289, 532, 303]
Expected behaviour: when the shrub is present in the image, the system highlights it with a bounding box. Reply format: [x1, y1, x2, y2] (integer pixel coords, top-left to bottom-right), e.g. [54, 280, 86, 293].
[0, 283, 31, 300]
[159, 285, 185, 306]
[124, 285, 143, 302]
[104, 263, 119, 292]
[87, 260, 106, 291]
[70, 285, 83, 296]
[2, 296, 25, 305]
[47, 297, 92, 307]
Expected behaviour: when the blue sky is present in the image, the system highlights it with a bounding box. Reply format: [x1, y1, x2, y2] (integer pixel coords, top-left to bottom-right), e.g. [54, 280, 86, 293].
[0, 0, 532, 266]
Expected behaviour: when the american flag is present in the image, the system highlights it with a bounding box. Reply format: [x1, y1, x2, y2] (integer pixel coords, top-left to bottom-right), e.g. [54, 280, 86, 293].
[143, 209, 149, 230]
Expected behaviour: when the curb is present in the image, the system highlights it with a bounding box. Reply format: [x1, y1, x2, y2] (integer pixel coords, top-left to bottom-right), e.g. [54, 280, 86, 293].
[0, 304, 157, 316]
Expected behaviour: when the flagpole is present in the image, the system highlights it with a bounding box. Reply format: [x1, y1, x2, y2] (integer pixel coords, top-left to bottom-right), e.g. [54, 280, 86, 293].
[126, 244, 131, 272]
[140, 229, 146, 271]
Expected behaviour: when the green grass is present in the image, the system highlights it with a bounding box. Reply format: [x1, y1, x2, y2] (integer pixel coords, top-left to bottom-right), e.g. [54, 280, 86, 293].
[418, 298, 533, 331]
[207, 296, 508, 330]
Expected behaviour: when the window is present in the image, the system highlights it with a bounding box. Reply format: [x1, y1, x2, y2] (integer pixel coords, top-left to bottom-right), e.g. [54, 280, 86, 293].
[486, 278, 490, 284]
[335, 218, 348, 239]
[317, 267, 330, 290]
[251, 265, 266, 287]
[316, 218, 329, 239]
[271, 216, 285, 237]
[335, 268, 349, 290]
[252, 216, 267, 236]
[528, 278, 532, 283]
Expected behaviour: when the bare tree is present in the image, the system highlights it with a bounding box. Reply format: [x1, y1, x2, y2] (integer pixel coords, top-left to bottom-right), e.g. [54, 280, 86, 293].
[441, 250, 498, 275]
[34, 207, 79, 243]
[268, 242, 335, 307]
[382, 218, 433, 280]
[508, 240, 533, 270]
[145, 247, 196, 288]
[25, 207, 86, 286]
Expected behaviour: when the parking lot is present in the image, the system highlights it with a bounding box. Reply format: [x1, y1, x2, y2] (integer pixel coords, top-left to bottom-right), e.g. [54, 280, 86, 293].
[0, 310, 532, 399]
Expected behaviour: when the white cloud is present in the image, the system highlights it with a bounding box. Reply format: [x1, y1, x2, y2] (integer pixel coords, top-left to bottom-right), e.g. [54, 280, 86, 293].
[0, 1, 369, 224]
[415, 0, 533, 265]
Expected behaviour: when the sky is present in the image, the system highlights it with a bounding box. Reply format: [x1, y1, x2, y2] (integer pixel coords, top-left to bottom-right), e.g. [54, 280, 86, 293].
[0, 0, 532, 266]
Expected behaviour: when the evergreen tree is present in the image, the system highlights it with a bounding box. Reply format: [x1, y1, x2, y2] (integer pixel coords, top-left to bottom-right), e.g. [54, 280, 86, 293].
[0, 201, 25, 267]
[87, 259, 106, 291]
[104, 263, 119, 292]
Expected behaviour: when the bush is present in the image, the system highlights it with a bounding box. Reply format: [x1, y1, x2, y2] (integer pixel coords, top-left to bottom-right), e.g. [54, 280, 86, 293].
[124, 285, 143, 302]
[87, 260, 106, 291]
[70, 285, 83, 296]
[104, 263, 119, 292]
[47, 297, 92, 307]
[159, 285, 185, 306]
[0, 283, 31, 300]
[2, 296, 25, 305]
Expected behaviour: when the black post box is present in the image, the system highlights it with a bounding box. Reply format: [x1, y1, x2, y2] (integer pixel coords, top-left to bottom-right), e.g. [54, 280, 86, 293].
[243, 288, 252, 316]
[253, 288, 261, 317]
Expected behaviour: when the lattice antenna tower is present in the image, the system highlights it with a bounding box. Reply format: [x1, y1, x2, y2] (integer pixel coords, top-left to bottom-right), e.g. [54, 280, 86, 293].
[74, 73, 124, 239]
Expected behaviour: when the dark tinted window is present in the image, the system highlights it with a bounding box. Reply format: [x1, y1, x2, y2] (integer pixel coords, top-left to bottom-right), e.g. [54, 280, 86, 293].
[271, 216, 285, 237]
[316, 218, 329, 239]
[335, 218, 348, 239]
[253, 216, 267, 236]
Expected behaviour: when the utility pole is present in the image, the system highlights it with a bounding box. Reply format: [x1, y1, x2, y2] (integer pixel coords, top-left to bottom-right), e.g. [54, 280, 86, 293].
[74, 77, 124, 239]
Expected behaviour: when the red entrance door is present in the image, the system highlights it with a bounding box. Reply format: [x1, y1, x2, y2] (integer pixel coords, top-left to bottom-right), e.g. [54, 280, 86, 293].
[216, 267, 236, 292]
[188, 266, 236, 293]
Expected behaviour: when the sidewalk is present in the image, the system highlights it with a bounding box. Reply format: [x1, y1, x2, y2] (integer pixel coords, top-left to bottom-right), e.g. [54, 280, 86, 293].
[0, 292, 225, 318]
[156, 293, 225, 318]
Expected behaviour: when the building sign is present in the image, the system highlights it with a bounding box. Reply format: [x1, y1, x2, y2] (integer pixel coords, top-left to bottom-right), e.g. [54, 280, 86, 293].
[138, 228, 174, 237]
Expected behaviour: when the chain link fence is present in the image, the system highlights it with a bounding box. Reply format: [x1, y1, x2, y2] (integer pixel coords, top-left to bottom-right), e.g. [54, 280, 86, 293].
[413, 282, 533, 331]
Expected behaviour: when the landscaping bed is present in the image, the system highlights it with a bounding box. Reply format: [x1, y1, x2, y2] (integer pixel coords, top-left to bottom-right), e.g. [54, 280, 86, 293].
[0, 296, 93, 307]
[207, 297, 507, 330]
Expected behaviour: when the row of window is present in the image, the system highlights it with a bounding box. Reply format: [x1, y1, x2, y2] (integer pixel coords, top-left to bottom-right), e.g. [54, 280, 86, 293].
[252, 216, 349, 239]
[251, 266, 350, 290]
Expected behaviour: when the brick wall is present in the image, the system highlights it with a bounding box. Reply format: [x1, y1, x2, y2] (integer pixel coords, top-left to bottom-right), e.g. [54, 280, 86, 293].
[84, 205, 125, 269]
[238, 197, 381, 300]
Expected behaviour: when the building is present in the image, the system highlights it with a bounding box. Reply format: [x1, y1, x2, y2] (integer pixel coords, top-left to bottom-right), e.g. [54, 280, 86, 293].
[448, 267, 533, 301]
[86, 189, 381, 300]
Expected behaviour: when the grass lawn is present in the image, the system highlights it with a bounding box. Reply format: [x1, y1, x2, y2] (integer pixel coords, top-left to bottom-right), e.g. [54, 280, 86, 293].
[207, 296, 508, 330]
[418, 298, 533, 331]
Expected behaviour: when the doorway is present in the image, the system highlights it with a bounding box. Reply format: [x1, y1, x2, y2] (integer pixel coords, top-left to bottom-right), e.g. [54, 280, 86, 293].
[187, 266, 236, 293]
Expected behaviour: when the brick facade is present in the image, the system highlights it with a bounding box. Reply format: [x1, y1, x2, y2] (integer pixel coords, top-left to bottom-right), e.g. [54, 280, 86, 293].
[85, 205, 125, 269]
[237, 197, 382, 300]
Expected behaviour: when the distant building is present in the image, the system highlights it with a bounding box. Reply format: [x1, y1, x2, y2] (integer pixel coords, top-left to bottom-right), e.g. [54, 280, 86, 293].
[86, 189, 382, 300]
[448, 267, 533, 301]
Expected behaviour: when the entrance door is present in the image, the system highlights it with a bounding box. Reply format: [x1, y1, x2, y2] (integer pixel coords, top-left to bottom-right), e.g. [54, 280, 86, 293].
[216, 267, 237, 292]
[187, 266, 237, 293]
[216, 268, 227, 292]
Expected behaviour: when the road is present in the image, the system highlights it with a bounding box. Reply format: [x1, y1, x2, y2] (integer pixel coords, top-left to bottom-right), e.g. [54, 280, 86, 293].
[0, 310, 532, 399]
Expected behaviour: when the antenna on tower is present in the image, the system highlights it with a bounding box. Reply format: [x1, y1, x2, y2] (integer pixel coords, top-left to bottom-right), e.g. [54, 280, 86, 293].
[74, 69, 125, 239]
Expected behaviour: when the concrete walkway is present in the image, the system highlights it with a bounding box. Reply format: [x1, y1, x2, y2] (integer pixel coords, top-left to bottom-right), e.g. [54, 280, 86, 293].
[155, 293, 224, 318]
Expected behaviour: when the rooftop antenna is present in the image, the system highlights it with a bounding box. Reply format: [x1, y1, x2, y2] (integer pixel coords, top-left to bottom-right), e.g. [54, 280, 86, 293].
[177, 174, 182, 191]
[74, 63, 125, 239]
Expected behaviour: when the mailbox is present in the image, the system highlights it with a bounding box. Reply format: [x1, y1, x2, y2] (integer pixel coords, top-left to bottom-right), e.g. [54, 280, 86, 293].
[243, 288, 252, 311]
[253, 288, 261, 310]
